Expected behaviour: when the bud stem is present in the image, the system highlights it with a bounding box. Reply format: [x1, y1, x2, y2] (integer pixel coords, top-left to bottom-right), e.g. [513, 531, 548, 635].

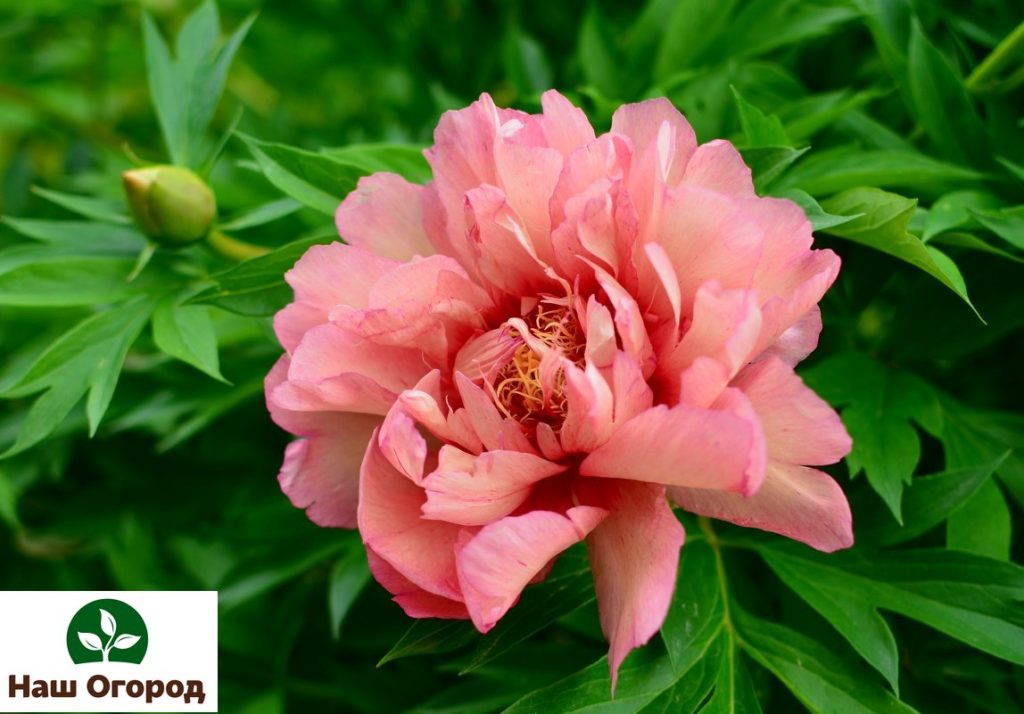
[206, 229, 271, 261]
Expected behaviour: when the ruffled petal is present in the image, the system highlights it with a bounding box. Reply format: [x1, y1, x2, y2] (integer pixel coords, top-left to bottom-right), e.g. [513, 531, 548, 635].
[335, 173, 434, 261]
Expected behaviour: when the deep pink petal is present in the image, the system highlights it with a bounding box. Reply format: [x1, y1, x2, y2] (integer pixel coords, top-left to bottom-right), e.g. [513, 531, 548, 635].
[285, 242, 398, 311]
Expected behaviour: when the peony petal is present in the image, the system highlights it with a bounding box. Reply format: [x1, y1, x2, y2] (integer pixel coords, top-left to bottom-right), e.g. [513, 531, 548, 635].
[335, 173, 435, 261]
[681, 139, 755, 198]
[656, 281, 762, 408]
[580, 393, 766, 495]
[560, 361, 615, 453]
[734, 357, 851, 466]
[670, 461, 854, 552]
[585, 482, 684, 691]
[359, 432, 465, 600]
[611, 98, 697, 186]
[285, 242, 398, 311]
[540, 90, 597, 156]
[366, 547, 469, 620]
[422, 447, 567, 526]
[277, 412, 379, 528]
[455, 505, 608, 632]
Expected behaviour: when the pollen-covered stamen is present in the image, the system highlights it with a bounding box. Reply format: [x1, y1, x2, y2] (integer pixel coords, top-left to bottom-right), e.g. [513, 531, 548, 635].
[494, 302, 585, 428]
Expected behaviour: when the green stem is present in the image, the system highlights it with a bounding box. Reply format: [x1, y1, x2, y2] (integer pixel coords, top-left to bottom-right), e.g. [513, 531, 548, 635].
[699, 516, 734, 632]
[965, 19, 1024, 92]
[206, 228, 270, 261]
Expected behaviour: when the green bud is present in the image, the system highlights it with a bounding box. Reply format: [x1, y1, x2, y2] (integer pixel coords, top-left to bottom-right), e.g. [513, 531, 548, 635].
[122, 166, 216, 246]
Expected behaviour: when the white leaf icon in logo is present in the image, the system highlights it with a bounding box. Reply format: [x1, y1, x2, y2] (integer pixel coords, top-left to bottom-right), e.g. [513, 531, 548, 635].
[112, 634, 141, 650]
[78, 632, 103, 651]
[99, 609, 116, 637]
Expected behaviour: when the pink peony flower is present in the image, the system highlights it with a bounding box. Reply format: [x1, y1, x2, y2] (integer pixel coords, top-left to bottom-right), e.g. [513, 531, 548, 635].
[266, 91, 852, 685]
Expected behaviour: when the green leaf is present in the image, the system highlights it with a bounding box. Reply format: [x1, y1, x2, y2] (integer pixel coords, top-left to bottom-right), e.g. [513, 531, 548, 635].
[856, 455, 1010, 546]
[218, 198, 302, 231]
[740, 147, 809, 193]
[190, 232, 332, 316]
[460, 548, 597, 674]
[239, 134, 367, 215]
[578, 4, 624, 100]
[776, 189, 864, 232]
[654, 0, 737, 78]
[504, 26, 553, 97]
[30, 186, 130, 224]
[377, 620, 478, 667]
[732, 86, 791, 148]
[947, 478, 1012, 561]
[971, 208, 1024, 250]
[803, 352, 942, 520]
[720, 0, 860, 61]
[938, 395, 1024, 509]
[922, 191, 1002, 241]
[907, 21, 989, 166]
[762, 545, 1024, 670]
[778, 147, 987, 195]
[734, 609, 916, 714]
[327, 543, 370, 639]
[1, 218, 146, 251]
[143, 1, 255, 166]
[152, 296, 225, 382]
[0, 246, 141, 307]
[320, 143, 431, 184]
[821, 188, 978, 315]
[1, 298, 155, 456]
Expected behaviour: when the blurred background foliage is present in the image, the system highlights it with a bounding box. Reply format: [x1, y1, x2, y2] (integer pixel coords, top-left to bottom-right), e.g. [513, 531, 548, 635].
[1, 0, 1023, 712]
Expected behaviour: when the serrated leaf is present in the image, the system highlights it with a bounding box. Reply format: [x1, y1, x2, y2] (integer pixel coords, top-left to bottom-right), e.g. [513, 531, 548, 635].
[803, 352, 942, 520]
[238, 134, 367, 215]
[152, 297, 225, 382]
[821, 188, 979, 316]
[99, 608, 116, 637]
[112, 633, 141, 650]
[78, 632, 103, 651]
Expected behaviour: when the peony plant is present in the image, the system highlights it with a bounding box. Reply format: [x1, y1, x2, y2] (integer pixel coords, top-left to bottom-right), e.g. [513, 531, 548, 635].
[266, 91, 852, 684]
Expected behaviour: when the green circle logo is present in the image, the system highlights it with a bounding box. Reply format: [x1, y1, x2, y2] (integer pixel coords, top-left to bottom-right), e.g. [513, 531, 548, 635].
[66, 599, 148, 664]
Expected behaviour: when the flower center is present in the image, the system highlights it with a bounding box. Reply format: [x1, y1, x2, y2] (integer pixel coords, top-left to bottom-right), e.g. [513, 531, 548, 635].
[494, 302, 584, 429]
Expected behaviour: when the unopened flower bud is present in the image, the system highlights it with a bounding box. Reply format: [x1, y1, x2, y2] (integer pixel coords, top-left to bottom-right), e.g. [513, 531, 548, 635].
[122, 166, 216, 246]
